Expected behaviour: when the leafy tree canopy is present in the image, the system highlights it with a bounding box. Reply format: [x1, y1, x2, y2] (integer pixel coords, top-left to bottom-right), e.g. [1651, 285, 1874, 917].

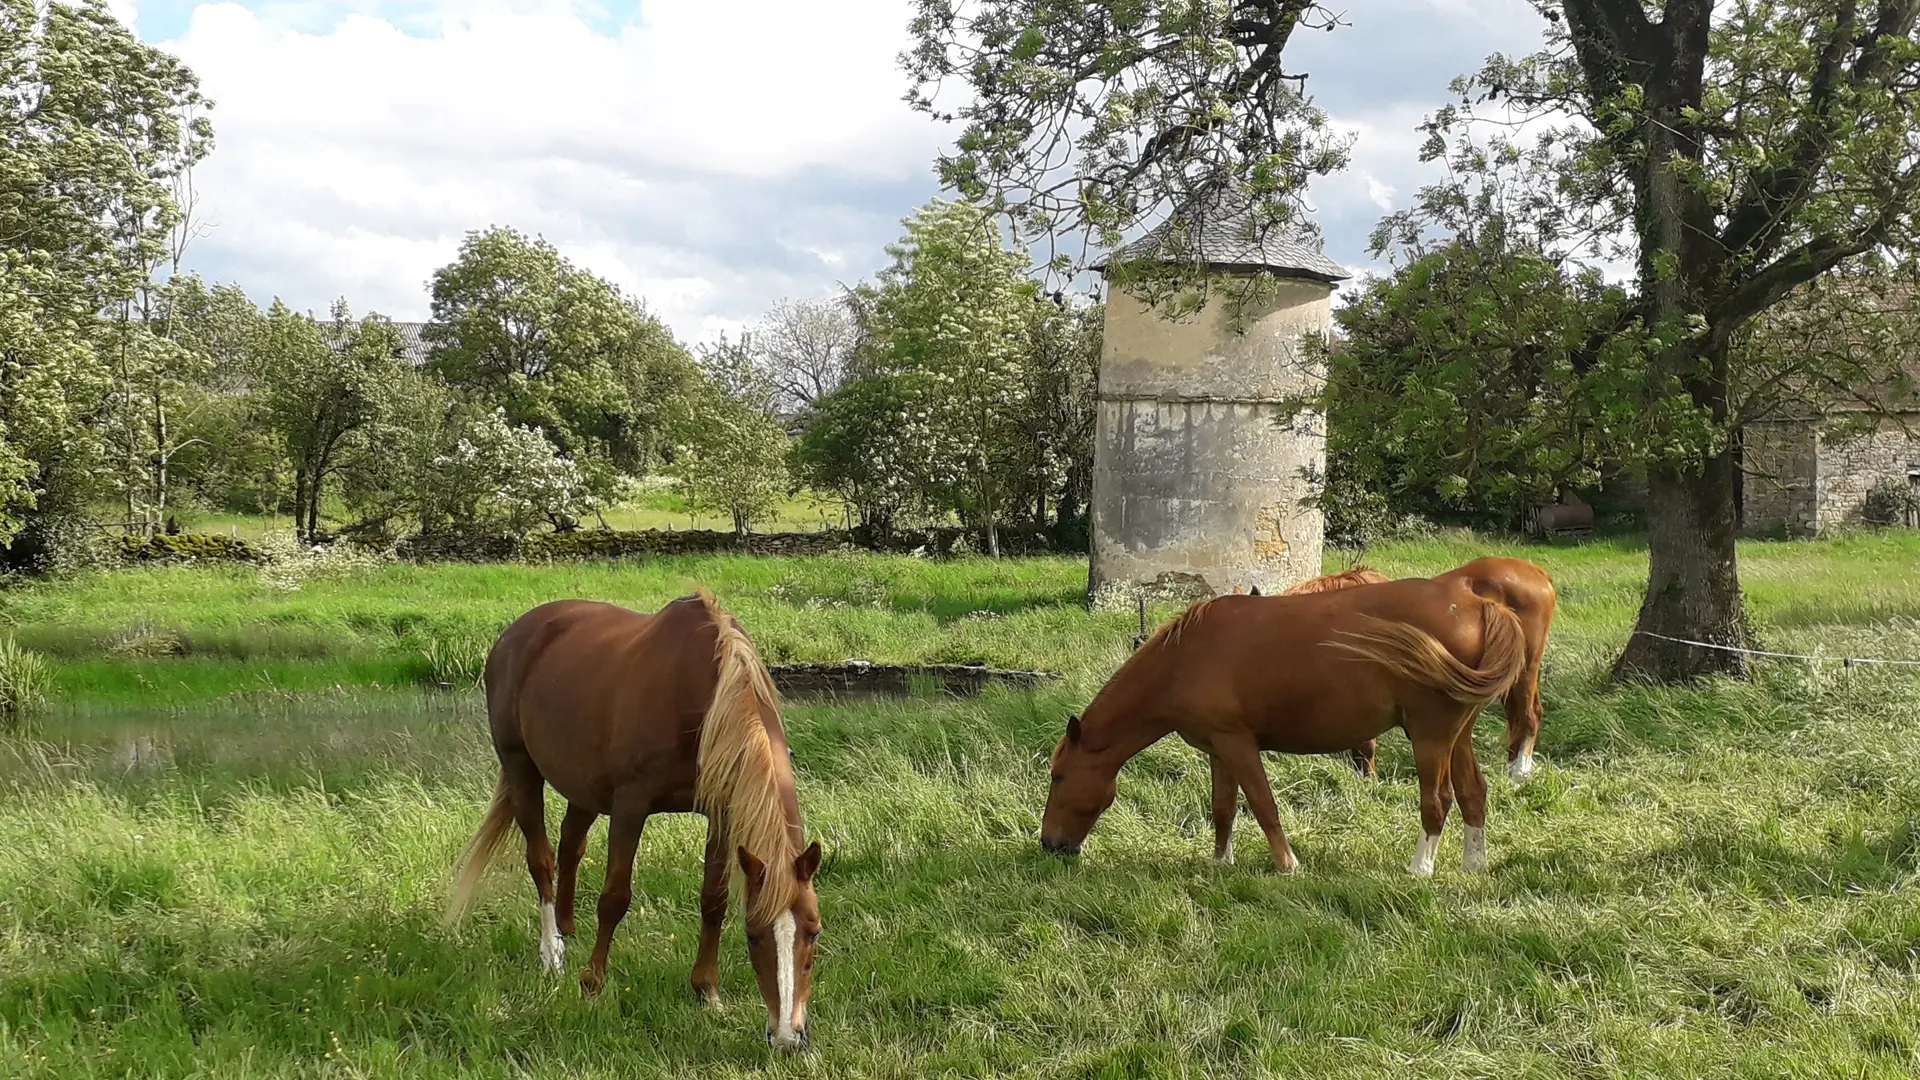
[902, 0, 1351, 297]
[423, 227, 697, 499]
[1398, 1, 1920, 681]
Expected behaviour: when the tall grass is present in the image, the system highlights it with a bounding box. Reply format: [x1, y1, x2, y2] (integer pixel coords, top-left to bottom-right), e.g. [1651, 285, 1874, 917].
[0, 635, 50, 732]
[1, 533, 1919, 1076]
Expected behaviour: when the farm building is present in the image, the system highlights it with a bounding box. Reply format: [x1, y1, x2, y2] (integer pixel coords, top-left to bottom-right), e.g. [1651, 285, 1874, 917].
[1741, 412, 1920, 535]
[389, 322, 432, 364]
[1738, 285, 1920, 536]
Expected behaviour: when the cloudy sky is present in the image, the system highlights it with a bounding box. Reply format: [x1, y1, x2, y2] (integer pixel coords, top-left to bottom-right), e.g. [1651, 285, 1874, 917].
[120, 0, 1550, 344]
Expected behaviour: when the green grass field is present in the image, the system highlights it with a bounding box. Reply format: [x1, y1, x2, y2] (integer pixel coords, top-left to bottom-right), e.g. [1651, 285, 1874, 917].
[4, 533, 1920, 1077]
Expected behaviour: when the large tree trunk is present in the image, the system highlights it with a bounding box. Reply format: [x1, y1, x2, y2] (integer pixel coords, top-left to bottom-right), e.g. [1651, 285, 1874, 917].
[1611, 444, 1751, 681]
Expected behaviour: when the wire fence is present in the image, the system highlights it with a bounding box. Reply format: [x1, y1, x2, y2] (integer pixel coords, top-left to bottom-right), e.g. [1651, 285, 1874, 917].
[1630, 630, 1920, 669]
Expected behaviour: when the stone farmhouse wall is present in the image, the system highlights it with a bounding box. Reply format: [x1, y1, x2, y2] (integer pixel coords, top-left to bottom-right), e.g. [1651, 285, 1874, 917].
[1742, 415, 1920, 536]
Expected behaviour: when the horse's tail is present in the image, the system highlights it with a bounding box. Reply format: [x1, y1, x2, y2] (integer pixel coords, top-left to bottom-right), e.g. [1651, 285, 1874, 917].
[445, 771, 516, 926]
[1327, 600, 1527, 706]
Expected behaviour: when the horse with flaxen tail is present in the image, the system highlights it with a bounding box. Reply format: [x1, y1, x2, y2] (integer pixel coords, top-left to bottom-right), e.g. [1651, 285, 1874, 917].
[1041, 578, 1526, 876]
[445, 591, 822, 1051]
[1283, 557, 1557, 782]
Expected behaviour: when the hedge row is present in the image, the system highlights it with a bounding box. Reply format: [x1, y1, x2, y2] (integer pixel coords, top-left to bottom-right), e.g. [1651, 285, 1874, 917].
[109, 525, 1077, 567]
[114, 533, 266, 564]
[400, 524, 1071, 563]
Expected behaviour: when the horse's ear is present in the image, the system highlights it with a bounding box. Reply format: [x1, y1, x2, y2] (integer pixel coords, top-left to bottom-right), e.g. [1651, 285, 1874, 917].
[1249, 586, 1262, 596]
[794, 840, 822, 882]
[737, 846, 767, 890]
[1065, 714, 1082, 745]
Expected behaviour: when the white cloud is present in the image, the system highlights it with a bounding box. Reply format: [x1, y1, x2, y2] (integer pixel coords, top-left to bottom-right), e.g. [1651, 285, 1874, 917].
[147, 0, 1574, 340]
[159, 0, 946, 338]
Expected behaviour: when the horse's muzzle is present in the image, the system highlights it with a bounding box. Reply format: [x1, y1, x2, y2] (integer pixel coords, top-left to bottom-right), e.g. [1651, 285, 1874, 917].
[768, 1025, 810, 1052]
[1039, 835, 1082, 857]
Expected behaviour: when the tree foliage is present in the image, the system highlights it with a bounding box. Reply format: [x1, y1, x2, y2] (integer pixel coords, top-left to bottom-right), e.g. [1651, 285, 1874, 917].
[795, 206, 1104, 547]
[861, 199, 1040, 554]
[790, 373, 923, 535]
[751, 297, 858, 412]
[902, 0, 1350, 291]
[252, 302, 410, 540]
[1373, 1, 1920, 681]
[1291, 209, 1636, 535]
[0, 0, 211, 560]
[1013, 295, 1103, 541]
[667, 375, 792, 538]
[423, 227, 697, 500]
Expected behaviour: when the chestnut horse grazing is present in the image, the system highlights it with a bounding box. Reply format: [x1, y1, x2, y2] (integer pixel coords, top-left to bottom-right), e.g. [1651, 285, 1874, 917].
[1040, 579, 1526, 876]
[445, 592, 822, 1051]
[1284, 557, 1557, 783]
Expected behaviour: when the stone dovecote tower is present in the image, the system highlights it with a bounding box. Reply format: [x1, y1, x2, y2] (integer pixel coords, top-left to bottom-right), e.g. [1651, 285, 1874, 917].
[1089, 199, 1349, 604]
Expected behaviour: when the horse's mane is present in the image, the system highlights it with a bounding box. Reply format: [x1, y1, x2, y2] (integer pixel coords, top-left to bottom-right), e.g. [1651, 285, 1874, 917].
[1140, 596, 1221, 651]
[1281, 566, 1391, 596]
[691, 590, 801, 923]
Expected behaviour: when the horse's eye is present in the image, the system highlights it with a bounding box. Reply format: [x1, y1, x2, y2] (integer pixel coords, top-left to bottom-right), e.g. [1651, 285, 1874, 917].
[1050, 772, 1064, 785]
[746, 933, 762, 947]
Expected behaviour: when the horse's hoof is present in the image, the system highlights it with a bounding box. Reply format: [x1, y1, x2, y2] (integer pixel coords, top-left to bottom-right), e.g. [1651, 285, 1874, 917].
[691, 983, 721, 1008]
[1275, 853, 1301, 874]
[579, 971, 605, 998]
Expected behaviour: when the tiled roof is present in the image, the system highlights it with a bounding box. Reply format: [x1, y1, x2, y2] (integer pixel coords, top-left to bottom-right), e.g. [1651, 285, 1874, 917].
[390, 321, 431, 365]
[1094, 195, 1349, 281]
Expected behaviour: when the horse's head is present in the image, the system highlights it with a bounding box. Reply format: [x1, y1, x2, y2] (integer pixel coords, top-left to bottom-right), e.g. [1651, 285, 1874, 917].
[737, 841, 822, 1052]
[1039, 714, 1117, 856]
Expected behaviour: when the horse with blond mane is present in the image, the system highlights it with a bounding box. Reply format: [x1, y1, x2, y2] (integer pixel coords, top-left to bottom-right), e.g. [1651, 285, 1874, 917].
[1283, 557, 1557, 782]
[446, 591, 822, 1051]
[1041, 578, 1527, 876]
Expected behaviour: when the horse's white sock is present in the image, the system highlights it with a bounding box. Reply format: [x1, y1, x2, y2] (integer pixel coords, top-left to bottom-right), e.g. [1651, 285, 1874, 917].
[1408, 832, 1440, 877]
[1462, 825, 1488, 873]
[538, 902, 565, 973]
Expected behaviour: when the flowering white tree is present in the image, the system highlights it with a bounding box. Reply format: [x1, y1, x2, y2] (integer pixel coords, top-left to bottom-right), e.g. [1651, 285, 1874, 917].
[426, 407, 593, 538]
[864, 199, 1037, 555]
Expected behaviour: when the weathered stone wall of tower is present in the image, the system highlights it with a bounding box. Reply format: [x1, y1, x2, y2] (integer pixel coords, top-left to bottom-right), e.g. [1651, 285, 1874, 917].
[1089, 277, 1331, 604]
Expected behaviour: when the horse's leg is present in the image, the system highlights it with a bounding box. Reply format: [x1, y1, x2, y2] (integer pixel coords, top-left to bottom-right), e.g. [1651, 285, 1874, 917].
[553, 803, 596, 939]
[501, 751, 562, 974]
[1504, 635, 1546, 783]
[1451, 722, 1491, 873]
[1407, 725, 1455, 877]
[1208, 753, 1238, 865]
[1348, 739, 1378, 779]
[1215, 734, 1298, 872]
[688, 822, 730, 1006]
[580, 807, 647, 998]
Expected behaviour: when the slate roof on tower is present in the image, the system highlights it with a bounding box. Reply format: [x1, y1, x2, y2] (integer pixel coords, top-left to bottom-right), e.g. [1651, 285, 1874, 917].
[1092, 196, 1350, 283]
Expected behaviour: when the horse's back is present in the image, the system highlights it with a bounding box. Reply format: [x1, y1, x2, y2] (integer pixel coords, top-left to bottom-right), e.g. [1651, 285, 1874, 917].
[1123, 579, 1495, 748]
[1436, 557, 1555, 617]
[485, 595, 721, 814]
